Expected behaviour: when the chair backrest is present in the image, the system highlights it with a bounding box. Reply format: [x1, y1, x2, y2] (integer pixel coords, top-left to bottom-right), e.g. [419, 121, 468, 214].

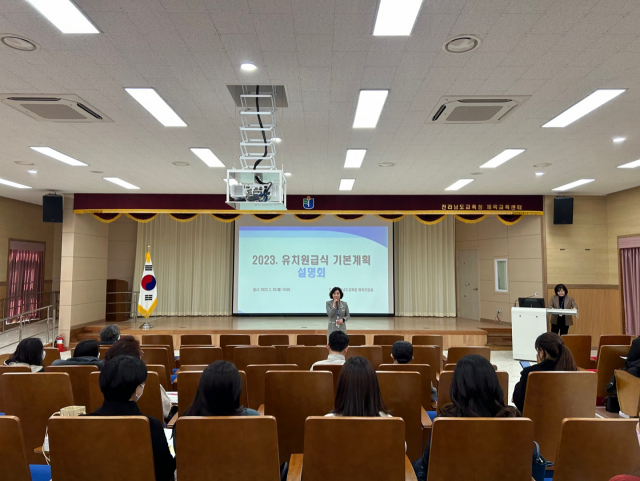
[0, 372, 74, 463]
[258, 334, 289, 346]
[99, 345, 111, 358]
[180, 334, 212, 346]
[379, 363, 432, 409]
[176, 416, 280, 481]
[381, 345, 393, 364]
[310, 363, 343, 394]
[0, 352, 10, 364]
[141, 346, 173, 387]
[0, 416, 32, 481]
[0, 366, 31, 412]
[245, 364, 298, 410]
[146, 364, 168, 390]
[45, 365, 98, 408]
[179, 364, 209, 372]
[615, 370, 640, 417]
[286, 346, 328, 370]
[274, 345, 289, 364]
[141, 334, 175, 354]
[372, 334, 404, 345]
[561, 334, 592, 368]
[48, 416, 156, 481]
[375, 371, 423, 460]
[346, 346, 383, 369]
[177, 370, 248, 416]
[296, 334, 327, 346]
[412, 335, 444, 351]
[553, 418, 640, 481]
[347, 334, 366, 346]
[427, 418, 534, 481]
[179, 346, 223, 366]
[264, 370, 334, 465]
[446, 346, 490, 364]
[301, 417, 406, 481]
[42, 347, 61, 367]
[412, 346, 440, 383]
[223, 344, 250, 362]
[444, 362, 497, 371]
[523, 371, 597, 464]
[595, 345, 628, 399]
[437, 371, 508, 414]
[597, 335, 632, 355]
[219, 334, 251, 348]
[233, 346, 277, 371]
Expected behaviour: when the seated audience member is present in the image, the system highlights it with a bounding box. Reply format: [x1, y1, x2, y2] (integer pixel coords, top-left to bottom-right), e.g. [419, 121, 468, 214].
[4, 338, 45, 372]
[310, 330, 350, 369]
[624, 335, 640, 377]
[104, 336, 173, 422]
[99, 324, 120, 345]
[391, 340, 437, 403]
[52, 339, 104, 370]
[88, 355, 175, 481]
[512, 332, 577, 412]
[413, 355, 519, 480]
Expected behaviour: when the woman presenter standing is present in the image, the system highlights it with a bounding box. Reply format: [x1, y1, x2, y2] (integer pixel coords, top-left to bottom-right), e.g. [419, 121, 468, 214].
[326, 287, 349, 336]
[549, 284, 578, 335]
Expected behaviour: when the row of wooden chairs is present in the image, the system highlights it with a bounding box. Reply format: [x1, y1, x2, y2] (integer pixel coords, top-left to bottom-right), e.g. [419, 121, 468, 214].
[560, 334, 632, 369]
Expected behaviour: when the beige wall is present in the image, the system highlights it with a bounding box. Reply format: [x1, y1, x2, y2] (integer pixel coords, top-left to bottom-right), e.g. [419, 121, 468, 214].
[606, 186, 640, 283]
[107, 215, 137, 291]
[456, 215, 544, 323]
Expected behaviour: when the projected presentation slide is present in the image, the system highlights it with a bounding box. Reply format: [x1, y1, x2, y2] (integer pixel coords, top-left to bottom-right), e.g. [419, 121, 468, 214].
[233, 220, 393, 315]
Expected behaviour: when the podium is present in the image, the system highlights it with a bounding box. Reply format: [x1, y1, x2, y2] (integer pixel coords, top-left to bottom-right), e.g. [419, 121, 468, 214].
[511, 307, 577, 361]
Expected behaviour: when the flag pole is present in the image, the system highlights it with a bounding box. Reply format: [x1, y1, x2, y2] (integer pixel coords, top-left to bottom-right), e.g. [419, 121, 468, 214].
[139, 245, 155, 330]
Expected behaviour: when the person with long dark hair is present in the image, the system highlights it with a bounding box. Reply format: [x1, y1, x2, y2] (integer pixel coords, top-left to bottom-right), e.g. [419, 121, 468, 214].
[52, 339, 103, 370]
[413, 355, 519, 480]
[328, 356, 388, 417]
[549, 284, 578, 335]
[4, 338, 45, 372]
[326, 286, 349, 335]
[512, 332, 577, 412]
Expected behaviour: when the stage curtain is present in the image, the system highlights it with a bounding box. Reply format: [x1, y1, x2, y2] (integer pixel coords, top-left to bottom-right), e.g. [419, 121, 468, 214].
[395, 215, 456, 317]
[134, 214, 233, 316]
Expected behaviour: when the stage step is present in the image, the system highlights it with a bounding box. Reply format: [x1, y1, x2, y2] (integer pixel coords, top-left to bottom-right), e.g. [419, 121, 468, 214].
[484, 326, 512, 348]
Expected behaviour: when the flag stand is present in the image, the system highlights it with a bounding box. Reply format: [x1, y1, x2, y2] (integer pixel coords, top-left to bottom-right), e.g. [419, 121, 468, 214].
[140, 319, 154, 330]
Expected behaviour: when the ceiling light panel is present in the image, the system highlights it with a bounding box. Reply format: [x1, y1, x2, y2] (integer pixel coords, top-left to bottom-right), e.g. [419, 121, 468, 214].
[618, 159, 640, 169]
[344, 149, 367, 168]
[339, 179, 355, 191]
[613, 137, 626, 143]
[103, 177, 140, 190]
[30, 147, 87, 166]
[190, 148, 225, 167]
[0, 178, 31, 189]
[25, 0, 98, 34]
[125, 88, 187, 127]
[552, 179, 595, 191]
[373, 0, 423, 36]
[445, 179, 474, 191]
[480, 149, 525, 168]
[542, 89, 625, 128]
[353, 90, 389, 128]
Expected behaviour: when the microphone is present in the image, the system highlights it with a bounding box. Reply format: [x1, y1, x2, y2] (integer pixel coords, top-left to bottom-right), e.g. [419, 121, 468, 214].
[514, 292, 538, 307]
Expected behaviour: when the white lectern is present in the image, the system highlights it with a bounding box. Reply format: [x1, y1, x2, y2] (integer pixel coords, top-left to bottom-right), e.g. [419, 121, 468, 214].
[511, 307, 577, 361]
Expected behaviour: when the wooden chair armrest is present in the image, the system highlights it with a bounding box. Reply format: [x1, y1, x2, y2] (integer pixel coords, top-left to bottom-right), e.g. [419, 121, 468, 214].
[258, 404, 265, 415]
[166, 411, 179, 429]
[287, 454, 303, 481]
[405, 455, 418, 481]
[435, 372, 439, 384]
[421, 407, 432, 428]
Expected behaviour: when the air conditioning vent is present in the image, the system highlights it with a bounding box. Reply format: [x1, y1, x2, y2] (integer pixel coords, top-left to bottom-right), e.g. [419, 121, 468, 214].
[428, 96, 530, 124]
[226, 85, 288, 108]
[0, 94, 111, 122]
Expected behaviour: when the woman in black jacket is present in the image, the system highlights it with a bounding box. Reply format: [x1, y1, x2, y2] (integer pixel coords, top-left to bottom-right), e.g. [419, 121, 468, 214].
[51, 339, 103, 370]
[512, 332, 577, 412]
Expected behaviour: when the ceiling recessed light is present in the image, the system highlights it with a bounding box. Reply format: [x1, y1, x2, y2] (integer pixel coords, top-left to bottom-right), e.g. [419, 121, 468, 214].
[14, 161, 35, 166]
[190, 148, 225, 167]
[613, 137, 626, 143]
[443, 35, 480, 54]
[30, 147, 87, 166]
[103, 177, 140, 190]
[542, 89, 625, 128]
[617, 159, 640, 169]
[339, 179, 355, 191]
[274, 137, 282, 143]
[90, 170, 103, 174]
[1, 35, 38, 51]
[353, 90, 389, 128]
[171, 161, 190, 166]
[125, 88, 187, 127]
[480, 148, 525, 168]
[0, 178, 31, 189]
[241, 63, 257, 71]
[535, 172, 545, 176]
[344, 149, 367, 168]
[533, 162, 552, 168]
[445, 179, 474, 191]
[379, 162, 396, 167]
[284, 172, 292, 176]
[25, 0, 99, 34]
[373, 0, 423, 36]
[552, 179, 595, 191]
[223, 178, 239, 186]
[27, 170, 37, 174]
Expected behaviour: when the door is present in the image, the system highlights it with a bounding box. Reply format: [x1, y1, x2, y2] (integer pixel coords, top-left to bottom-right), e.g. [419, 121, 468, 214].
[457, 249, 479, 320]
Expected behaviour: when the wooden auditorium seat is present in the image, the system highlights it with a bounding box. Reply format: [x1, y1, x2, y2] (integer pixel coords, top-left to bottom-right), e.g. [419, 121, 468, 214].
[176, 416, 281, 481]
[0, 352, 10, 364]
[376, 371, 426, 461]
[427, 418, 534, 481]
[412, 346, 441, 385]
[145, 364, 169, 390]
[311, 363, 343, 394]
[99, 345, 111, 358]
[522, 371, 597, 465]
[177, 370, 248, 415]
[0, 415, 50, 481]
[411, 335, 444, 350]
[373, 334, 404, 345]
[178, 364, 208, 372]
[45, 365, 98, 408]
[347, 334, 366, 346]
[552, 418, 640, 481]
[274, 345, 289, 364]
[591, 334, 633, 367]
[141, 346, 173, 387]
[258, 334, 290, 346]
[615, 370, 640, 417]
[141, 334, 175, 356]
[219, 334, 251, 348]
[179, 346, 222, 366]
[42, 347, 61, 367]
[446, 346, 490, 364]
[346, 346, 383, 369]
[379, 364, 433, 410]
[0, 372, 74, 464]
[381, 345, 393, 364]
[0, 365, 30, 413]
[287, 416, 415, 481]
[437, 371, 508, 414]
[286, 346, 328, 370]
[233, 346, 277, 371]
[48, 416, 156, 481]
[180, 334, 213, 346]
[223, 344, 250, 362]
[594, 345, 628, 402]
[246, 364, 298, 410]
[444, 362, 497, 371]
[296, 334, 326, 346]
[560, 334, 592, 369]
[264, 370, 334, 465]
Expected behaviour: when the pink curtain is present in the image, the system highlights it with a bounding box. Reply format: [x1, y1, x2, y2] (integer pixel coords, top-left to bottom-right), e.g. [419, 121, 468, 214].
[6, 249, 44, 322]
[621, 247, 640, 336]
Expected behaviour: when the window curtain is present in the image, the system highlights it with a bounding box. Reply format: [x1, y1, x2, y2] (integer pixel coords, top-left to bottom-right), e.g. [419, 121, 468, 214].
[134, 214, 233, 316]
[7, 249, 44, 321]
[394, 215, 456, 317]
[621, 247, 640, 336]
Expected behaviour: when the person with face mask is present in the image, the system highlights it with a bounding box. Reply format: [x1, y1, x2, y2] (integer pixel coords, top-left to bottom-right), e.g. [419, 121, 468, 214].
[4, 338, 45, 372]
[326, 286, 349, 335]
[87, 355, 175, 481]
